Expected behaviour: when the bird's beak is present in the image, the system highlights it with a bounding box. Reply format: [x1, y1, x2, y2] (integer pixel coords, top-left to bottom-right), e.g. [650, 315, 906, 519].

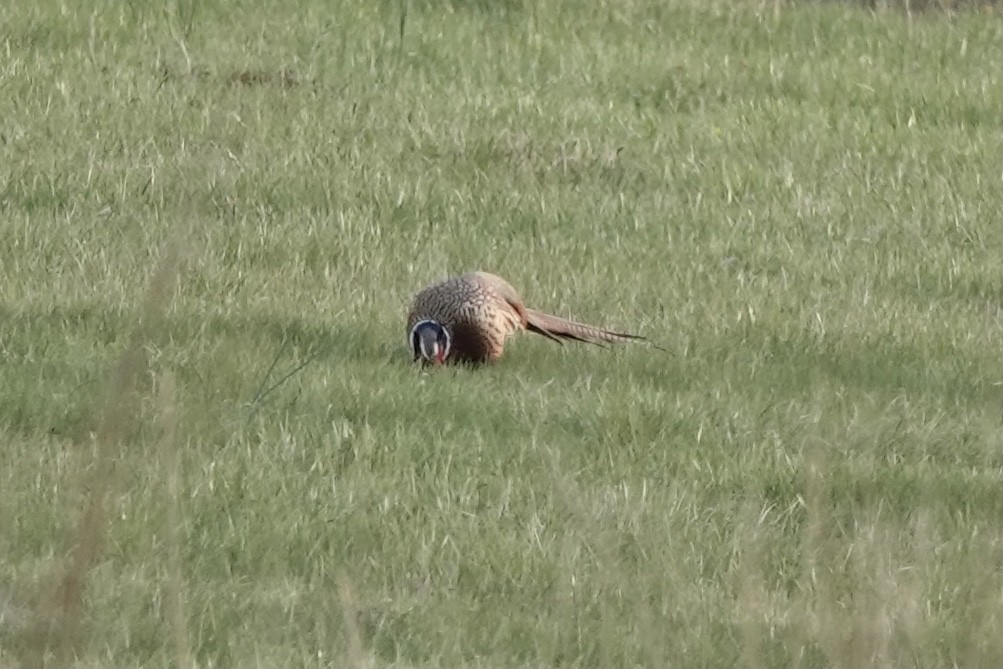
[434, 349, 446, 365]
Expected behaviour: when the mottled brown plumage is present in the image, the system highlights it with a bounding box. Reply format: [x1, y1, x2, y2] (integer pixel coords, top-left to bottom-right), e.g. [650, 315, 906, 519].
[406, 271, 643, 364]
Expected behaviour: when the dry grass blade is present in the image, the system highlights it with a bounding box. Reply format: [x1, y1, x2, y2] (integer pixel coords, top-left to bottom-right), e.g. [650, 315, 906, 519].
[337, 574, 371, 669]
[16, 252, 182, 668]
[157, 371, 194, 669]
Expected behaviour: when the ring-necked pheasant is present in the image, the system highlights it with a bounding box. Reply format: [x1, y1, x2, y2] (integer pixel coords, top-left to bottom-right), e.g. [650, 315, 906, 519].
[406, 271, 644, 364]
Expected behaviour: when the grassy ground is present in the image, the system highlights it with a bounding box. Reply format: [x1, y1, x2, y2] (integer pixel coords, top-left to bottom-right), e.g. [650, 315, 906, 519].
[0, 0, 999, 666]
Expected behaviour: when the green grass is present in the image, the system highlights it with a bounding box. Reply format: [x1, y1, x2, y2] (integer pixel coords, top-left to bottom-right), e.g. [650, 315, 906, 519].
[0, 0, 999, 666]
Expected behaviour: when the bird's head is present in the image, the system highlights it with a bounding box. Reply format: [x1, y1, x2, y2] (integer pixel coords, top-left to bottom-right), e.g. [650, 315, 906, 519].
[409, 320, 451, 365]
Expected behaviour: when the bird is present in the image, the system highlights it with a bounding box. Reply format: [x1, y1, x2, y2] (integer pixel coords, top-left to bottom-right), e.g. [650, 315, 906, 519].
[406, 271, 644, 365]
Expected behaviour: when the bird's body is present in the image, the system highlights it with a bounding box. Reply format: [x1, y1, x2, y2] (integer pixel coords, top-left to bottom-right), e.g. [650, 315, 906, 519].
[406, 271, 643, 364]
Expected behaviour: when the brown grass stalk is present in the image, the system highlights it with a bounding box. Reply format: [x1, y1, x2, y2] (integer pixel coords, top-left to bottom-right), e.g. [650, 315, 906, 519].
[16, 251, 181, 668]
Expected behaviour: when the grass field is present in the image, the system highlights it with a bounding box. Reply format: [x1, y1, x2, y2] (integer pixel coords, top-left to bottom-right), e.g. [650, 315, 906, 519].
[0, 0, 999, 666]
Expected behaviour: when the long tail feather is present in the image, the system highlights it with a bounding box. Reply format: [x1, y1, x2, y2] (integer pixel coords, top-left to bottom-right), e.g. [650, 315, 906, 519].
[525, 308, 645, 347]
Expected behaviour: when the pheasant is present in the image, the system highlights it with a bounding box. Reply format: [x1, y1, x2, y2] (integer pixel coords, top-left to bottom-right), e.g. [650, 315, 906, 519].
[406, 271, 644, 364]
